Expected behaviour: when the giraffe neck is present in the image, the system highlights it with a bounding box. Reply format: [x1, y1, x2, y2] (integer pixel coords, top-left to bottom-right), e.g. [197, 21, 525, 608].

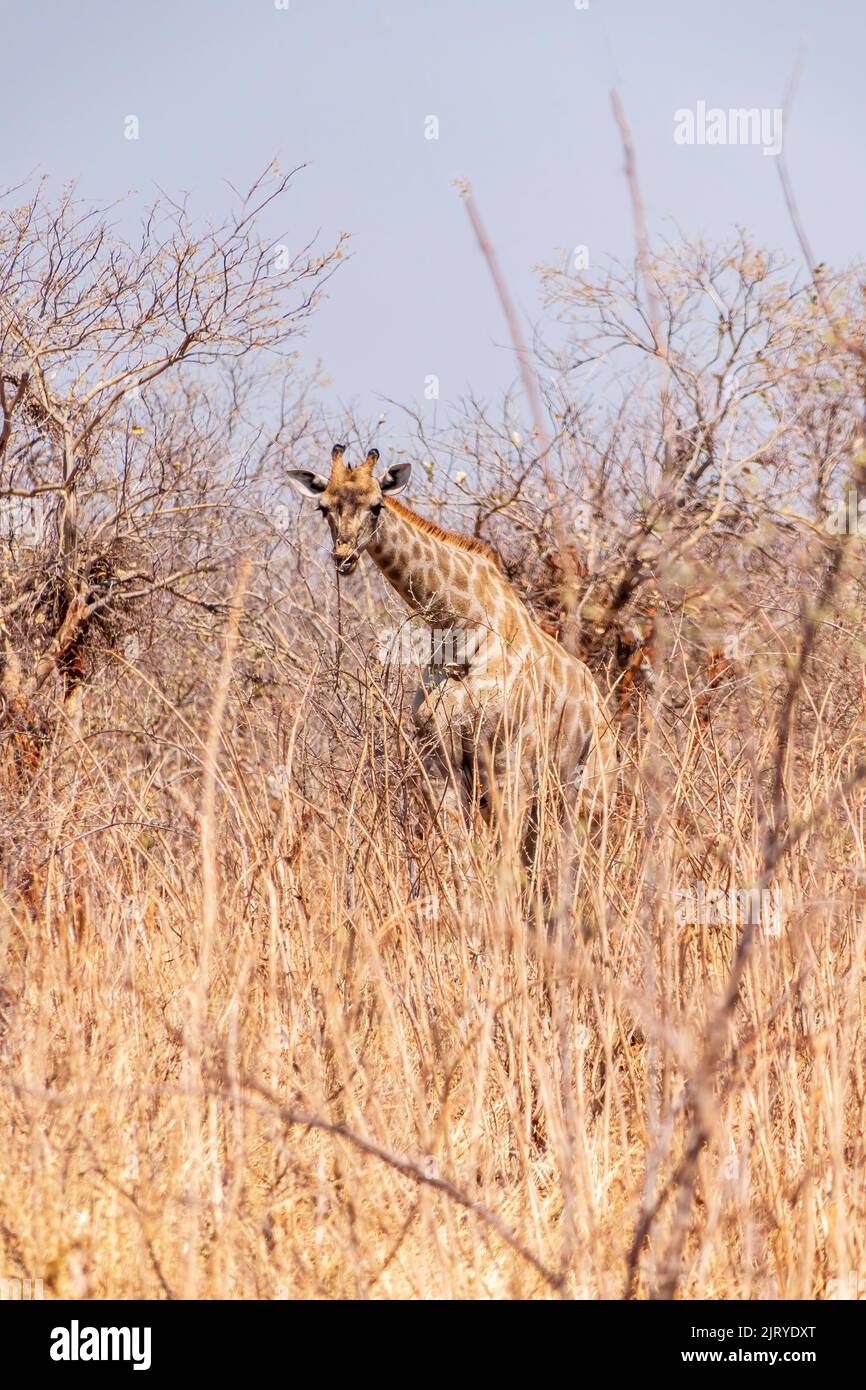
[367, 503, 471, 625]
[367, 501, 535, 662]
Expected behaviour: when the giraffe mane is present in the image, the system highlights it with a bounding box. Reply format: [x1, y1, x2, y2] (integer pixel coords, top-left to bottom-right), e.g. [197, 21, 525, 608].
[384, 497, 502, 569]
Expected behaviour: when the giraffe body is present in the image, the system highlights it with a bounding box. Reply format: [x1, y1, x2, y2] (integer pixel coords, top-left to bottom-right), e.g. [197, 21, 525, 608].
[288, 446, 617, 820]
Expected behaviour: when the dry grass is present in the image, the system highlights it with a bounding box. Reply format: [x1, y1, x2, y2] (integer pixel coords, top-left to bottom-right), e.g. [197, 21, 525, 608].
[2, 577, 865, 1303]
[2, 171, 865, 1302]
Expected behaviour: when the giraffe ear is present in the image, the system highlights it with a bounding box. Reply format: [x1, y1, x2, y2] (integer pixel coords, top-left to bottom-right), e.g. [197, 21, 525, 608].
[286, 469, 329, 500]
[379, 462, 411, 495]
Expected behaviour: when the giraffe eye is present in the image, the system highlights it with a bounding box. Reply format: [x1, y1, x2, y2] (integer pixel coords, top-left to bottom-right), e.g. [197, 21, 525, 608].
[371, 502, 382, 517]
[317, 502, 330, 516]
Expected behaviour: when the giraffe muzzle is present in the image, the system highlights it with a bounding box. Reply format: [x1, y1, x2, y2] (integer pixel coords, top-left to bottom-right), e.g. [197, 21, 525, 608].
[335, 553, 358, 575]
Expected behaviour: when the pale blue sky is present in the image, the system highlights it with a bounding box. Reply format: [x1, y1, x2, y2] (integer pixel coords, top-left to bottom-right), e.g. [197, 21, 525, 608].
[3, 0, 864, 434]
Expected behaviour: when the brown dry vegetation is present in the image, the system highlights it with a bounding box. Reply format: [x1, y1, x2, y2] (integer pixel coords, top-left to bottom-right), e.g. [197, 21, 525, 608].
[2, 173, 866, 1300]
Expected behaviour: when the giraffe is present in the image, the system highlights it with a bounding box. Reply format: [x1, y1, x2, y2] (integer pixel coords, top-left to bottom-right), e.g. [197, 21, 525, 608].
[287, 444, 617, 828]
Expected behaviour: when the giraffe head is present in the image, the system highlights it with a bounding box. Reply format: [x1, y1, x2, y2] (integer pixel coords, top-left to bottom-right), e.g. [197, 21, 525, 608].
[287, 444, 411, 574]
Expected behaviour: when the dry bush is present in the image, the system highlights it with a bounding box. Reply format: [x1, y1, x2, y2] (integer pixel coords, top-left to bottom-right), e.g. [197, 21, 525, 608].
[1, 184, 866, 1300]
